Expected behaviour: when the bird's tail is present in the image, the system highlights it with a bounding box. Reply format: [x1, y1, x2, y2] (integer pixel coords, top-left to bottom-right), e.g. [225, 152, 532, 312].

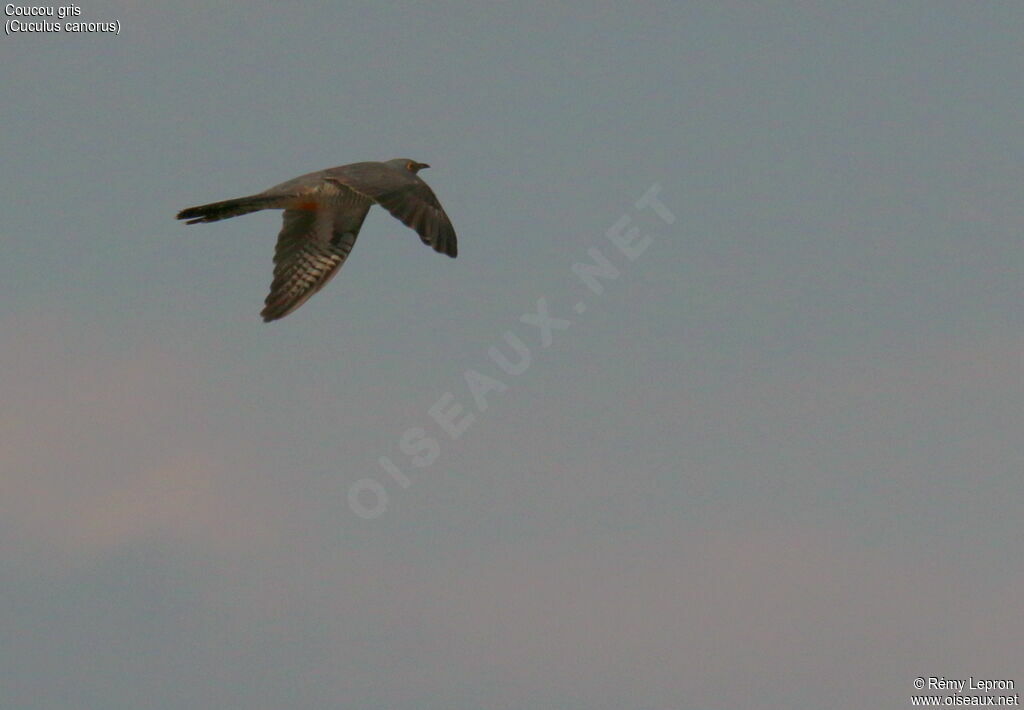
[176, 194, 279, 225]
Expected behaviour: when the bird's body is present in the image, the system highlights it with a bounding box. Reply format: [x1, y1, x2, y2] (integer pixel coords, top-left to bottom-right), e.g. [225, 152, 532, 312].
[177, 159, 457, 322]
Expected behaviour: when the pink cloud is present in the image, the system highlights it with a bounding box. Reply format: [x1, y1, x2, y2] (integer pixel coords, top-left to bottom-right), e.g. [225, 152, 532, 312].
[241, 516, 1023, 709]
[0, 315, 284, 569]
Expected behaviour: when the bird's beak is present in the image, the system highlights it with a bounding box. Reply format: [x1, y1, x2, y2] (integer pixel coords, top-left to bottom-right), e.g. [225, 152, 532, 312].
[417, 162, 430, 170]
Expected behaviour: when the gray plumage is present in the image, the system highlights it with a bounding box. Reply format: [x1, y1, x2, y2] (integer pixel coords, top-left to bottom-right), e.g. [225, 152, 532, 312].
[176, 158, 457, 322]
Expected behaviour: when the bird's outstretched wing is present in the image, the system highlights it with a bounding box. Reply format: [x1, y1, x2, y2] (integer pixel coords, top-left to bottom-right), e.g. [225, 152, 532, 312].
[261, 205, 364, 322]
[325, 165, 457, 258]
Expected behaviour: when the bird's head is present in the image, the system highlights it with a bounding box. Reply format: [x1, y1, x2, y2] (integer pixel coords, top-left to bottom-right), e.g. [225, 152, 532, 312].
[389, 158, 430, 174]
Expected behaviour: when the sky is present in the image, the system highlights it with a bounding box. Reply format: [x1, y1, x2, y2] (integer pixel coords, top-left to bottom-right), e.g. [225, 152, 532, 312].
[1, 2, 1021, 709]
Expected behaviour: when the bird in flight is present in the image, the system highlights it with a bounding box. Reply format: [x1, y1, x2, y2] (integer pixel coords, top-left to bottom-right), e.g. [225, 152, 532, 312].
[177, 159, 457, 322]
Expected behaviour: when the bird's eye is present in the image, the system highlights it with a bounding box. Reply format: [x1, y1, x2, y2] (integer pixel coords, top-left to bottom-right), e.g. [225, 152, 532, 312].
[407, 161, 416, 172]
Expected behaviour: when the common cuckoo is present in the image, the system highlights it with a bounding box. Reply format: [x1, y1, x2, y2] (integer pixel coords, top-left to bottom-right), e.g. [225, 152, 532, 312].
[176, 159, 457, 322]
